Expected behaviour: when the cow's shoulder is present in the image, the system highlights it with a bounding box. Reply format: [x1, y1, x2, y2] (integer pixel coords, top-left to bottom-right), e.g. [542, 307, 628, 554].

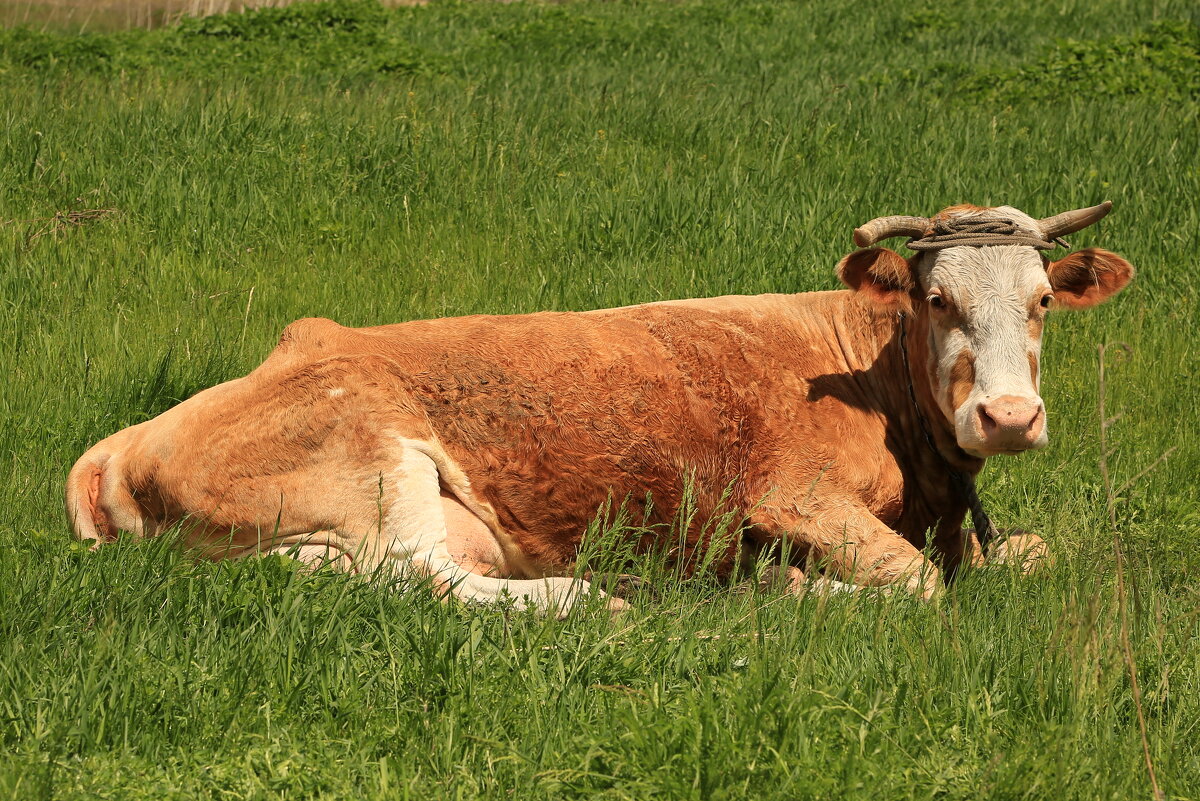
[275, 317, 352, 354]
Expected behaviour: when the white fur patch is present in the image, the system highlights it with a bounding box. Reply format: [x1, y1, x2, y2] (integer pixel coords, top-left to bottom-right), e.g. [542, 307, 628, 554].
[916, 231, 1052, 454]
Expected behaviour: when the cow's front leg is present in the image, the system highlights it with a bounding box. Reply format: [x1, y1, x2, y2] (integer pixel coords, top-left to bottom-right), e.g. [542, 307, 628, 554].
[752, 496, 940, 600]
[933, 526, 1050, 578]
[756, 565, 878, 598]
[930, 521, 985, 580]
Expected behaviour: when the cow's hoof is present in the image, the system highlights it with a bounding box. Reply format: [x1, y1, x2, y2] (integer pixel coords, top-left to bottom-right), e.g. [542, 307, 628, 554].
[586, 572, 651, 600]
[903, 570, 941, 601]
[986, 531, 1050, 574]
[872, 555, 940, 600]
[757, 565, 807, 597]
[603, 594, 631, 616]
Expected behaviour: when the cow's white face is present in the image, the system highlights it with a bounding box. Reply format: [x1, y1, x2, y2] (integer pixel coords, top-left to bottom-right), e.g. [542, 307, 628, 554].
[914, 206, 1051, 456]
[918, 243, 1051, 455]
[839, 204, 1134, 459]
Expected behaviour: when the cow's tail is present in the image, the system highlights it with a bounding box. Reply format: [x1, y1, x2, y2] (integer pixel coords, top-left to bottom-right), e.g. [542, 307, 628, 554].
[65, 446, 115, 544]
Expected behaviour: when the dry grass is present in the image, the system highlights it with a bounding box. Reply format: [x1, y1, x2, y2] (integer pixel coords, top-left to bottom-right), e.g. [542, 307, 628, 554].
[0, 0, 427, 31]
[0, 207, 120, 246]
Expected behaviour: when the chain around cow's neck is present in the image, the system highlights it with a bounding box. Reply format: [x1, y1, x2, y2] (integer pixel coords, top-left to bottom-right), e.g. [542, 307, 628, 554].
[897, 312, 1000, 553]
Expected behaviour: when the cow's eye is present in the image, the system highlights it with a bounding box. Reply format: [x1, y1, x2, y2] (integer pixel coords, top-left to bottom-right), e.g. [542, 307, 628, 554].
[1040, 294, 1054, 309]
[928, 294, 945, 309]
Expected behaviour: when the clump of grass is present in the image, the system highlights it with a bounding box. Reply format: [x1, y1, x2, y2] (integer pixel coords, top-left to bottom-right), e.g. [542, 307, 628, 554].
[2, 206, 118, 246]
[962, 20, 1200, 102]
[0, 0, 441, 76]
[864, 18, 1200, 103]
[0, 0, 426, 34]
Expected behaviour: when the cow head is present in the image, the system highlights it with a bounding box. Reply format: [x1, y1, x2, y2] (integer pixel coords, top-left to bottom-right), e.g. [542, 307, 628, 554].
[838, 202, 1133, 458]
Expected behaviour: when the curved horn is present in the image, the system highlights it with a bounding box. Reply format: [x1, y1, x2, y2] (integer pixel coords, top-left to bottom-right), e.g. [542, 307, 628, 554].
[1037, 200, 1112, 240]
[852, 215, 930, 248]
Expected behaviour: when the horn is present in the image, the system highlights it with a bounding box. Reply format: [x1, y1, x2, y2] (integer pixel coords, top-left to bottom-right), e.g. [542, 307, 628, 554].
[852, 215, 930, 248]
[1037, 200, 1112, 240]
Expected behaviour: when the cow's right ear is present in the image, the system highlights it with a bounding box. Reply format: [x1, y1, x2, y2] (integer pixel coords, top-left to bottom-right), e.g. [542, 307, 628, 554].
[837, 247, 915, 310]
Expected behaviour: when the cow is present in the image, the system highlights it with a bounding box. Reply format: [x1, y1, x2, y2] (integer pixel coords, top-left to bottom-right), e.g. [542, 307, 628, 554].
[65, 201, 1132, 615]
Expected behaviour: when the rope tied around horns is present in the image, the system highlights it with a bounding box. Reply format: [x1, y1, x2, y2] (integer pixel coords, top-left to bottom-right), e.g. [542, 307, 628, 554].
[906, 217, 1065, 252]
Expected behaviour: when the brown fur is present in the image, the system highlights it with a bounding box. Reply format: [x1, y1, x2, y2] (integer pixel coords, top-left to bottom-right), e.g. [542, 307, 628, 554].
[1046, 248, 1134, 309]
[836, 248, 915, 312]
[67, 290, 980, 596]
[929, 204, 991, 232]
[948, 351, 976, 414]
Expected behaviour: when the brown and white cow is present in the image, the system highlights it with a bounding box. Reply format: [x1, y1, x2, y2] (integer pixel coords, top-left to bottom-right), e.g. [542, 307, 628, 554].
[66, 202, 1132, 614]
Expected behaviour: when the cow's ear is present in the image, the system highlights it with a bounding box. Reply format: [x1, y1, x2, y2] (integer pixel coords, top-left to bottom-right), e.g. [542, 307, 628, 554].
[1045, 248, 1134, 309]
[837, 247, 915, 310]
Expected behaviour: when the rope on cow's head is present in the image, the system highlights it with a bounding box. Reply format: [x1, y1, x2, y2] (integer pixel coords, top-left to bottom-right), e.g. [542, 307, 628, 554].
[852, 201, 1111, 249]
[905, 217, 1063, 252]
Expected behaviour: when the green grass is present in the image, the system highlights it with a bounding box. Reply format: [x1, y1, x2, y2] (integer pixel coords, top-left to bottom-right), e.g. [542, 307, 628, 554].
[1, 1, 1199, 798]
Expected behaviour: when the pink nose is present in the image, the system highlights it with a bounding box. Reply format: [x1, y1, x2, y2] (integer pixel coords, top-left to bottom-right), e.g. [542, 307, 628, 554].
[976, 395, 1044, 450]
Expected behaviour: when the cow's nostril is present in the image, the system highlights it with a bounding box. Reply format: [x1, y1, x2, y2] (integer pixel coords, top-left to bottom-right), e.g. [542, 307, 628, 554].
[977, 405, 998, 433]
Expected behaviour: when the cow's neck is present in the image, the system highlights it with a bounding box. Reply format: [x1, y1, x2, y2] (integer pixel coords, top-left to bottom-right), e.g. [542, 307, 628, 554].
[897, 306, 984, 477]
[839, 299, 985, 543]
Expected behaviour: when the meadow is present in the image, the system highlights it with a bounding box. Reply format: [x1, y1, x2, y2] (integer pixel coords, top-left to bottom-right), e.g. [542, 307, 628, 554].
[1, 1, 1199, 798]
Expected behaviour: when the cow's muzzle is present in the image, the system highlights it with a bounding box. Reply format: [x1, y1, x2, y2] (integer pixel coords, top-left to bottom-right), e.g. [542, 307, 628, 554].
[973, 395, 1046, 453]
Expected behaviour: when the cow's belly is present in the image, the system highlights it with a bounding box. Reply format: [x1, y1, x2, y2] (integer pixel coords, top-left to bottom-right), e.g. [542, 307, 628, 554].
[412, 368, 741, 567]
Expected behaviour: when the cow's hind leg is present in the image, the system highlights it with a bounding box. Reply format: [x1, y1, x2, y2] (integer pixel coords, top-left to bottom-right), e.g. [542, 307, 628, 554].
[263, 540, 356, 571]
[383, 439, 624, 618]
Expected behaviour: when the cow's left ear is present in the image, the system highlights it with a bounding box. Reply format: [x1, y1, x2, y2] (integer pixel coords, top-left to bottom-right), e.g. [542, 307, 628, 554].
[837, 247, 915, 311]
[1045, 248, 1134, 309]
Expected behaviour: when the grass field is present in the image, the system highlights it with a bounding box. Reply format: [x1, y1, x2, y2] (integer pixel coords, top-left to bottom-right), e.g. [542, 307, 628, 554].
[1, 1, 1199, 798]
